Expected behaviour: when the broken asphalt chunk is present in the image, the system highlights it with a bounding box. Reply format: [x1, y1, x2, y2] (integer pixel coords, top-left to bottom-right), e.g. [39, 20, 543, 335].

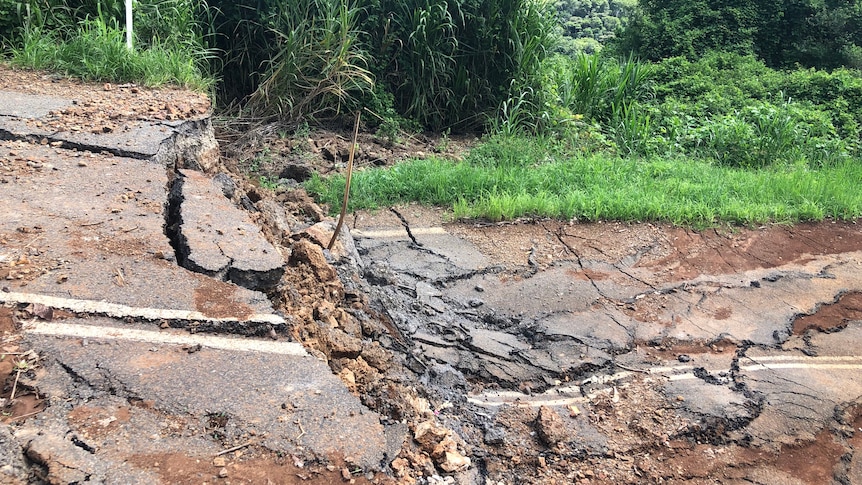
[169, 169, 285, 291]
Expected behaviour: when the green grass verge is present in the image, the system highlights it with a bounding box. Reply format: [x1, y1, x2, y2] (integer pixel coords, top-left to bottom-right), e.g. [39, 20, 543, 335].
[306, 135, 862, 227]
[10, 21, 211, 91]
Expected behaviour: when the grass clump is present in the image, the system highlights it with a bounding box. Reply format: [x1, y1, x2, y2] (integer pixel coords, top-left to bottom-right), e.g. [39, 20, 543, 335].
[306, 135, 862, 227]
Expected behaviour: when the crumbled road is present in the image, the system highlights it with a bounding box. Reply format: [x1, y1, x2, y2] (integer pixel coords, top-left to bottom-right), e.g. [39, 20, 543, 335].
[2, 65, 862, 484]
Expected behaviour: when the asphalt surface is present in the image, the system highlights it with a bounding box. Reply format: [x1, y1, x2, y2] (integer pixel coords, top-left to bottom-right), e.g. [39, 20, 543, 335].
[3, 84, 862, 484]
[350, 205, 862, 483]
[0, 91, 391, 484]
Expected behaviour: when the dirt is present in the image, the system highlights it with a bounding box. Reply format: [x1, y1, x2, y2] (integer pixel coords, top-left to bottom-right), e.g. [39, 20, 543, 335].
[3, 65, 862, 484]
[125, 450, 387, 485]
[793, 291, 862, 334]
[1, 305, 46, 424]
[218, 116, 475, 189]
[0, 64, 210, 135]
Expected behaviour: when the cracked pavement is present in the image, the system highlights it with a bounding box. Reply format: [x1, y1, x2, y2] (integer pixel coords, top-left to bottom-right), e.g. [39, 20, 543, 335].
[3, 68, 862, 483]
[0, 84, 392, 484]
[352, 204, 862, 483]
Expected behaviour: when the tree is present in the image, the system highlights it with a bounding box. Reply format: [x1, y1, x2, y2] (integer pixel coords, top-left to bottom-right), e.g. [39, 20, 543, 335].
[614, 0, 862, 70]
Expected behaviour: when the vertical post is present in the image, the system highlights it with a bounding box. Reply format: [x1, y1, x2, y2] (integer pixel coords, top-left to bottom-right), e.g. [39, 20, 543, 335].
[125, 0, 133, 50]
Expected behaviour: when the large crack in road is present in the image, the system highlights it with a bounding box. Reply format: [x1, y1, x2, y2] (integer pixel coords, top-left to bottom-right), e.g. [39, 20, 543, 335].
[3, 66, 862, 482]
[342, 205, 862, 483]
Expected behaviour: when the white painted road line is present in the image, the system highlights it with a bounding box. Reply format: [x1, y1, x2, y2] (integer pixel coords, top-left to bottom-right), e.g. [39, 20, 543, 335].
[468, 355, 862, 407]
[0, 291, 285, 326]
[742, 355, 862, 362]
[23, 321, 307, 356]
[739, 363, 862, 371]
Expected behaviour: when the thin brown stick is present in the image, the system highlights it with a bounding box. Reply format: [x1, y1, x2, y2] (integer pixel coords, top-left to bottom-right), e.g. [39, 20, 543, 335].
[9, 369, 21, 401]
[214, 440, 253, 456]
[614, 362, 650, 374]
[5, 409, 44, 422]
[328, 111, 361, 250]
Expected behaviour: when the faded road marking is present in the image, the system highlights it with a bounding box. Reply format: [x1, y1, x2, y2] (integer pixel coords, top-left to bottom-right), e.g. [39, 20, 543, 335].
[353, 227, 447, 238]
[468, 355, 862, 407]
[23, 321, 307, 356]
[0, 291, 285, 325]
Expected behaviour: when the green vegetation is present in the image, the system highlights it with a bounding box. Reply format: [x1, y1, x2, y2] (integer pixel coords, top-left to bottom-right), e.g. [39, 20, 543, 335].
[615, 0, 862, 70]
[2, 0, 212, 90]
[308, 49, 862, 225]
[208, 0, 555, 130]
[554, 0, 635, 55]
[307, 135, 862, 226]
[3, 0, 861, 227]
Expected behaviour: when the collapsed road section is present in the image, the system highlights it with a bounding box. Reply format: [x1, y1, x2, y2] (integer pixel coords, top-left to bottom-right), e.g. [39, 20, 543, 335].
[342, 206, 862, 483]
[0, 76, 395, 484]
[3, 67, 862, 484]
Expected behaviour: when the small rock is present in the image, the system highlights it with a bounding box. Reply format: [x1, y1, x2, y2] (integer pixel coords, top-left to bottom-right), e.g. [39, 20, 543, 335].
[677, 354, 691, 363]
[341, 467, 351, 480]
[290, 239, 337, 282]
[535, 405, 569, 447]
[218, 467, 228, 478]
[483, 427, 506, 445]
[439, 450, 470, 473]
[468, 298, 484, 308]
[213, 457, 226, 467]
[212, 173, 237, 199]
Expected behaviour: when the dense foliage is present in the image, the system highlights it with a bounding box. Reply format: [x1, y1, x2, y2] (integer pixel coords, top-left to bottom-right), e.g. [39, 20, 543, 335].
[615, 0, 862, 70]
[2, 0, 211, 88]
[208, 0, 555, 130]
[554, 0, 634, 54]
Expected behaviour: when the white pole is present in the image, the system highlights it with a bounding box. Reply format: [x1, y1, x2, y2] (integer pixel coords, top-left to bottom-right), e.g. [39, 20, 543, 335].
[125, 0, 133, 50]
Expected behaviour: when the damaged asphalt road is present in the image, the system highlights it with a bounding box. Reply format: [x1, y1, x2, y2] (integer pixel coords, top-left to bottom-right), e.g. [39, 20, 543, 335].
[351, 205, 862, 483]
[2, 68, 862, 484]
[0, 81, 393, 484]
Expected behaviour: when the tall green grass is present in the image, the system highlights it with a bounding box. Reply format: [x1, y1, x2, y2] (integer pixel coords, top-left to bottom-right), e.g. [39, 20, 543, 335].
[243, 0, 372, 121]
[306, 135, 862, 226]
[359, 0, 555, 130]
[7, 0, 213, 90]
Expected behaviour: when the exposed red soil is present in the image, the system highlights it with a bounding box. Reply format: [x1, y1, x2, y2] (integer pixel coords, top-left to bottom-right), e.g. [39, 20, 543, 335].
[793, 291, 862, 335]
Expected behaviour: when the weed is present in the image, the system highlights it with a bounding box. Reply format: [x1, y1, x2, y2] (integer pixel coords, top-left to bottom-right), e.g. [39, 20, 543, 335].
[307, 134, 862, 226]
[244, 0, 372, 122]
[248, 148, 271, 173]
[258, 175, 279, 190]
[434, 129, 451, 153]
[9, 0, 212, 89]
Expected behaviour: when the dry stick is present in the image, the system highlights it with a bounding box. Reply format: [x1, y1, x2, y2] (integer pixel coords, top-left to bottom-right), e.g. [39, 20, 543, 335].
[6, 409, 43, 422]
[214, 440, 254, 457]
[9, 368, 21, 401]
[328, 111, 362, 250]
[614, 362, 650, 374]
